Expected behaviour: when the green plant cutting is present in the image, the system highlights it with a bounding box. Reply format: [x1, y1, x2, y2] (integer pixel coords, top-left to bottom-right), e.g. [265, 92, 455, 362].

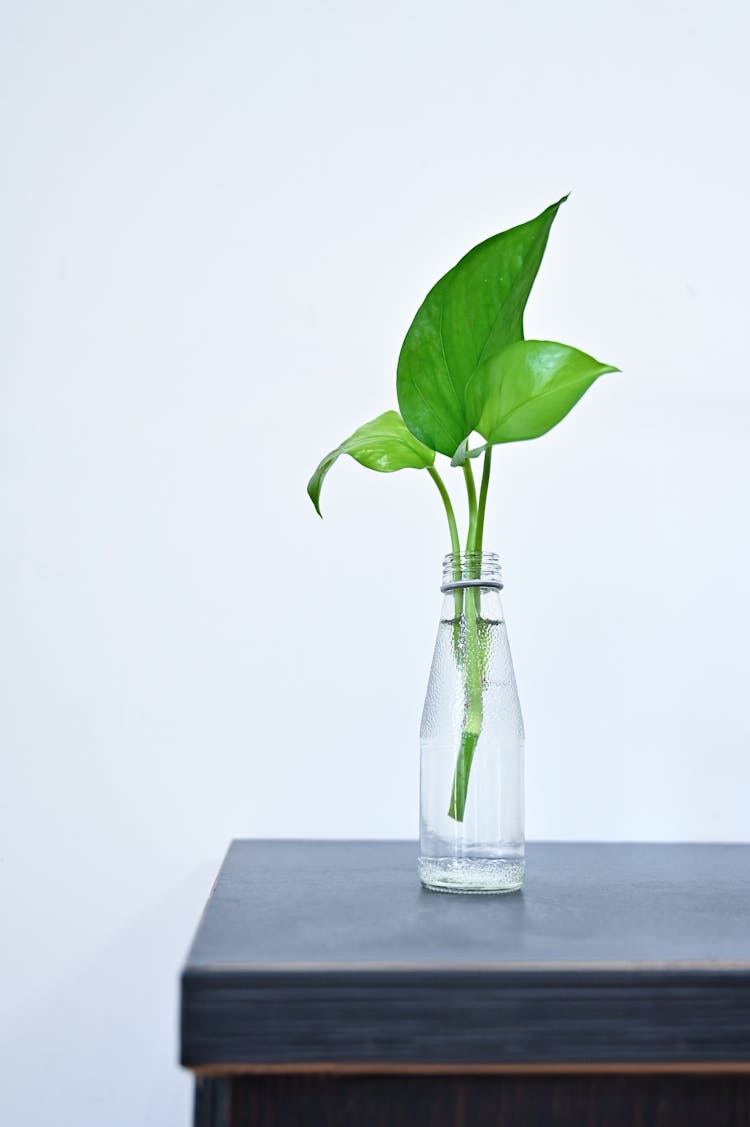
[307, 196, 618, 822]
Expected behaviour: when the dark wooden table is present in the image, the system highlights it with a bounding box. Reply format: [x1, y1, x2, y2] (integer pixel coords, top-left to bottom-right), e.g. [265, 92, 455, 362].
[180, 841, 750, 1126]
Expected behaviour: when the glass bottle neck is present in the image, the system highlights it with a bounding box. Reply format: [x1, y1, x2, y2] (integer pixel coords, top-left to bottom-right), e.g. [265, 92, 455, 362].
[441, 552, 503, 591]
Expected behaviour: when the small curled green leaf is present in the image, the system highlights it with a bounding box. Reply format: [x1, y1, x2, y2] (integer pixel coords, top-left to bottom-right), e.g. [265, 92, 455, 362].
[307, 410, 435, 517]
[450, 437, 488, 468]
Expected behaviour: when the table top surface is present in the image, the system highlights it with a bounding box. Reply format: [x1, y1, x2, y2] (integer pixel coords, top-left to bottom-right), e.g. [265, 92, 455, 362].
[181, 841, 750, 1068]
[185, 840, 750, 972]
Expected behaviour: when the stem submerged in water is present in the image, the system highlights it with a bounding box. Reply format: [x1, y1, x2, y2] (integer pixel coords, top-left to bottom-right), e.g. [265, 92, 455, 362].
[448, 450, 493, 822]
[427, 450, 495, 822]
[448, 571, 483, 820]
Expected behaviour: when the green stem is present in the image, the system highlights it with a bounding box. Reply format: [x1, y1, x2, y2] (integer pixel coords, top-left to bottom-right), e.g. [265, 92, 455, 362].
[427, 465, 462, 632]
[427, 465, 460, 560]
[475, 446, 492, 555]
[474, 446, 493, 701]
[448, 581, 483, 821]
[449, 458, 487, 822]
[463, 461, 478, 552]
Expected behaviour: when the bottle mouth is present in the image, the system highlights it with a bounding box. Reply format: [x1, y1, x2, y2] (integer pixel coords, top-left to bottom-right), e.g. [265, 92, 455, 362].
[441, 552, 504, 591]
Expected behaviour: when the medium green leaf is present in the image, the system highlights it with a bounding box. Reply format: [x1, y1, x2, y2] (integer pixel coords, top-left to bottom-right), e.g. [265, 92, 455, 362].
[396, 196, 568, 456]
[307, 410, 435, 516]
[467, 340, 619, 446]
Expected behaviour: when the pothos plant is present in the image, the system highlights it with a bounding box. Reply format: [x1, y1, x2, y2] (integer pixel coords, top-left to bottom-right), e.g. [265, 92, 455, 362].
[307, 196, 618, 822]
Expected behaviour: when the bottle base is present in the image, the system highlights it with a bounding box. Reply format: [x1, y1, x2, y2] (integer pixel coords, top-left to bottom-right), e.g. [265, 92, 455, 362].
[418, 855, 524, 895]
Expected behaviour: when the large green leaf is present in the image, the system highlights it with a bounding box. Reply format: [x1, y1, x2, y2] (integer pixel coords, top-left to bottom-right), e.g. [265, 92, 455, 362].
[467, 340, 619, 445]
[396, 196, 567, 456]
[307, 410, 435, 516]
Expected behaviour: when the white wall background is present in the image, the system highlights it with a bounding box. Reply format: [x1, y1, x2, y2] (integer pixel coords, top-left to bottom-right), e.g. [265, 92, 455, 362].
[2, 0, 749, 1122]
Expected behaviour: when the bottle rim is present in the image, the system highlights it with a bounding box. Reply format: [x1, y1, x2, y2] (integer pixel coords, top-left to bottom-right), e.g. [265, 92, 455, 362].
[441, 552, 504, 592]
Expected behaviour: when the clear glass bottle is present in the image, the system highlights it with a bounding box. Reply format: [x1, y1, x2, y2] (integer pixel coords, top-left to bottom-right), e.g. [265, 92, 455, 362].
[418, 552, 525, 894]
